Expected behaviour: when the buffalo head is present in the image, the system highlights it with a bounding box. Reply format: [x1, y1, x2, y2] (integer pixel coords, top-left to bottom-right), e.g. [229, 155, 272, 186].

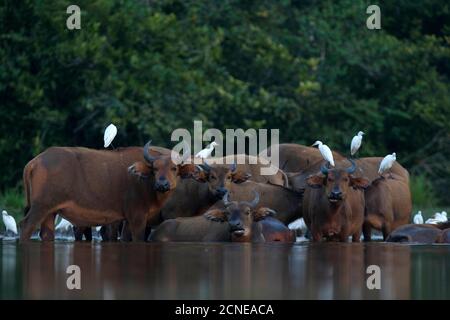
[204, 190, 260, 241]
[193, 161, 251, 199]
[128, 141, 195, 193]
[306, 159, 369, 203]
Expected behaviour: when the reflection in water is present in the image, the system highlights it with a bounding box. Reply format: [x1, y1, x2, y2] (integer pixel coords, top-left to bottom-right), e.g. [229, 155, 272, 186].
[0, 242, 449, 299]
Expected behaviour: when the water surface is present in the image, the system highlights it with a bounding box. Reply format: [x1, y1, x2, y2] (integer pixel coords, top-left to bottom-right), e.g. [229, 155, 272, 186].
[1, 241, 449, 299]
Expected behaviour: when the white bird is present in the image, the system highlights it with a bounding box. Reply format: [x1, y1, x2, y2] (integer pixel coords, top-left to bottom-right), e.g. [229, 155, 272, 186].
[350, 131, 364, 156]
[104, 123, 118, 148]
[312, 141, 335, 167]
[55, 216, 73, 232]
[413, 211, 423, 224]
[288, 218, 308, 235]
[432, 212, 447, 223]
[2, 210, 18, 235]
[195, 141, 219, 159]
[378, 152, 396, 175]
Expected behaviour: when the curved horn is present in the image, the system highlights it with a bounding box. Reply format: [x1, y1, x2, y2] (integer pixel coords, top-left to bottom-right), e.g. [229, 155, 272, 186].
[346, 158, 356, 174]
[223, 191, 231, 206]
[242, 190, 260, 208]
[320, 161, 330, 175]
[199, 160, 212, 173]
[230, 162, 237, 172]
[143, 140, 157, 163]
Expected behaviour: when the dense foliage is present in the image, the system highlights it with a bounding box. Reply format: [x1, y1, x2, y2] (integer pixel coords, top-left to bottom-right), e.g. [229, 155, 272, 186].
[1, 0, 449, 203]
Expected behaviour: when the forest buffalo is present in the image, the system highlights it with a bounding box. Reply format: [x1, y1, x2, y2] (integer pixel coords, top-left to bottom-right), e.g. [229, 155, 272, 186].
[20, 141, 195, 241]
[363, 174, 412, 240]
[303, 159, 369, 242]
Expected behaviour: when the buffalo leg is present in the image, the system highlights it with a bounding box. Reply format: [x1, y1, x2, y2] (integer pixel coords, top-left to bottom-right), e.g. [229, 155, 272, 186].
[20, 205, 54, 241]
[382, 223, 391, 241]
[128, 215, 147, 242]
[362, 222, 372, 242]
[352, 231, 362, 243]
[83, 227, 92, 241]
[120, 221, 133, 242]
[73, 226, 84, 241]
[39, 213, 56, 241]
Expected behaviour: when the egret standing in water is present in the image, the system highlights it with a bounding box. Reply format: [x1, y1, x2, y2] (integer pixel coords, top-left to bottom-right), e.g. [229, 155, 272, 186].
[378, 152, 396, 177]
[55, 216, 73, 232]
[2, 210, 18, 236]
[104, 123, 117, 148]
[413, 211, 423, 224]
[195, 141, 219, 159]
[312, 141, 335, 167]
[350, 131, 364, 157]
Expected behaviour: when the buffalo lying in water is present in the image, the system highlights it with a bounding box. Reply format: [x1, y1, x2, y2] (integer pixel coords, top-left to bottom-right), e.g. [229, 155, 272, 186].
[386, 222, 450, 243]
[149, 191, 294, 243]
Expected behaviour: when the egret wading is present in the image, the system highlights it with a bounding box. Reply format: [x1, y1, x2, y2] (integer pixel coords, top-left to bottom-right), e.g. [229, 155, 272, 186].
[55, 216, 73, 232]
[104, 123, 117, 148]
[350, 131, 364, 157]
[195, 141, 219, 159]
[312, 141, 335, 167]
[378, 152, 396, 178]
[2, 210, 18, 236]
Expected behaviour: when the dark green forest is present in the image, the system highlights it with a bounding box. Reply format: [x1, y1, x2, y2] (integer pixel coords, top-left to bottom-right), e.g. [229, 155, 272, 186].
[1, 0, 449, 207]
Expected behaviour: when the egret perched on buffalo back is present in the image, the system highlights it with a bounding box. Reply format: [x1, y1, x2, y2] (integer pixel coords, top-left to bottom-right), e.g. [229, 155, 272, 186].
[350, 131, 364, 156]
[413, 211, 423, 224]
[2, 210, 18, 235]
[312, 141, 335, 167]
[195, 141, 219, 159]
[378, 152, 396, 176]
[104, 123, 117, 148]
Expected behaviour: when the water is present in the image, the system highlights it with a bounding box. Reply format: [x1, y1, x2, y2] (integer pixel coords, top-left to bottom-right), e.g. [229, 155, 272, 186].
[0, 241, 449, 299]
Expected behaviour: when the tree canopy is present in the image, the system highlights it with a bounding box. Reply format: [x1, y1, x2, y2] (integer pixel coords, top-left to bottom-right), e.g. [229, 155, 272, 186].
[1, 0, 449, 203]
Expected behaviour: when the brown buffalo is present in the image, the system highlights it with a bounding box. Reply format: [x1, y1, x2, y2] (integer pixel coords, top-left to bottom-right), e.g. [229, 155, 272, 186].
[149, 191, 261, 242]
[386, 222, 450, 243]
[265, 143, 345, 172]
[159, 154, 286, 221]
[303, 159, 369, 242]
[363, 174, 412, 240]
[216, 180, 303, 225]
[150, 192, 294, 243]
[20, 142, 195, 241]
[236, 207, 296, 243]
[265, 144, 409, 190]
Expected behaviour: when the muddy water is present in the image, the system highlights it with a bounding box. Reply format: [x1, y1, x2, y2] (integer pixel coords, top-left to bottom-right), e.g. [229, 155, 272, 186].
[0, 242, 449, 299]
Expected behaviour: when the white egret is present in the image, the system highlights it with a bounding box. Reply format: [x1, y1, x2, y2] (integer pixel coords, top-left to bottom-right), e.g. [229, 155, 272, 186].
[312, 141, 335, 167]
[413, 211, 423, 224]
[195, 141, 219, 159]
[288, 218, 308, 235]
[441, 211, 448, 221]
[55, 216, 73, 232]
[104, 123, 118, 148]
[378, 152, 396, 176]
[2, 210, 18, 235]
[350, 131, 364, 156]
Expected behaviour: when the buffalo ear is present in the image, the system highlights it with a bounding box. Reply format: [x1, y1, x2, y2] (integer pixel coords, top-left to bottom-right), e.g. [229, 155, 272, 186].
[231, 171, 251, 184]
[350, 176, 370, 190]
[306, 174, 324, 189]
[128, 161, 152, 179]
[192, 170, 209, 183]
[178, 163, 196, 179]
[253, 207, 276, 222]
[204, 209, 227, 222]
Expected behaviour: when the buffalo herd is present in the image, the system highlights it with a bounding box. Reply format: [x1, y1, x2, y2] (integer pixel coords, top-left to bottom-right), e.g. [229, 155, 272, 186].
[18, 142, 449, 244]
